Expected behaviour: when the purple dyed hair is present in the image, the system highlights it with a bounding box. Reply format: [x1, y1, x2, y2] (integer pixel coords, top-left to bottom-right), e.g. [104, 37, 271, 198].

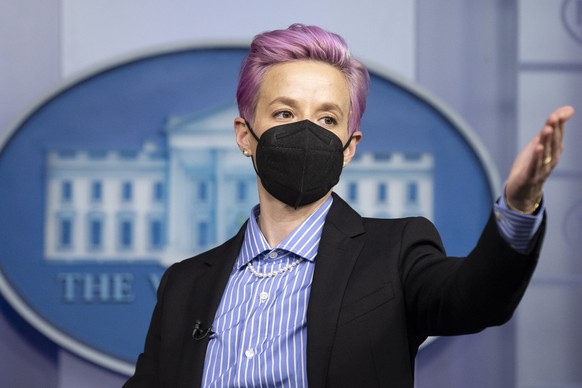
[236, 24, 370, 134]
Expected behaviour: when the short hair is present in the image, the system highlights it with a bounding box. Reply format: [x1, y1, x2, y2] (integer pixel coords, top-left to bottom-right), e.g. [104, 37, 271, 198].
[236, 24, 370, 134]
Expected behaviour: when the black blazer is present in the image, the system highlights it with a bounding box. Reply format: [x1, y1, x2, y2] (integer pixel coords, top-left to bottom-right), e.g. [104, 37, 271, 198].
[125, 193, 544, 387]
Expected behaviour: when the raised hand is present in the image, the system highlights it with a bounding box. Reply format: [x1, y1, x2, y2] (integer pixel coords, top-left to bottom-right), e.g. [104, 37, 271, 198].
[505, 106, 575, 213]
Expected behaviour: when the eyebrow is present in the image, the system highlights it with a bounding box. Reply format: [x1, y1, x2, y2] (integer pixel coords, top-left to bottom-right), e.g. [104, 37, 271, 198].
[319, 102, 345, 117]
[268, 96, 299, 108]
[268, 97, 345, 118]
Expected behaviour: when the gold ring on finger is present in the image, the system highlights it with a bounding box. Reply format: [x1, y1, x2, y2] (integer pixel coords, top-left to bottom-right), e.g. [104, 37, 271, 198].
[543, 155, 552, 165]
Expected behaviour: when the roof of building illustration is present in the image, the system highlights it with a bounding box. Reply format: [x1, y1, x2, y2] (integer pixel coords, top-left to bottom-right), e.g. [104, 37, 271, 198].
[165, 103, 238, 134]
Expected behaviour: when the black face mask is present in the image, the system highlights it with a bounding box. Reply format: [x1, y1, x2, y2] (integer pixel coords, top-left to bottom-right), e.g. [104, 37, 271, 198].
[246, 119, 352, 208]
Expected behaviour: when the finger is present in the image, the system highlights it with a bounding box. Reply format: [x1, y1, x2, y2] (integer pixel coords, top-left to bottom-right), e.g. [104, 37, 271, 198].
[552, 120, 563, 162]
[545, 106, 572, 157]
[558, 105, 575, 123]
[531, 145, 548, 180]
[547, 105, 575, 127]
[545, 122, 559, 168]
[540, 117, 564, 170]
[538, 126, 553, 169]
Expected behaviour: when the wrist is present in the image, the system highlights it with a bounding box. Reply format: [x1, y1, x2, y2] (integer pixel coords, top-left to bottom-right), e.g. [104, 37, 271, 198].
[505, 190, 543, 215]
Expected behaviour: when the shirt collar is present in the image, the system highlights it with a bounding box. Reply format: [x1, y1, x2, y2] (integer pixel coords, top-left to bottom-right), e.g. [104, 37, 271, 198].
[236, 196, 333, 269]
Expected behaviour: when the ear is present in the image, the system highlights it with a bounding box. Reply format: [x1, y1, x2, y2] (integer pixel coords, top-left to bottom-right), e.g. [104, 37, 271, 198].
[342, 130, 362, 167]
[234, 117, 252, 155]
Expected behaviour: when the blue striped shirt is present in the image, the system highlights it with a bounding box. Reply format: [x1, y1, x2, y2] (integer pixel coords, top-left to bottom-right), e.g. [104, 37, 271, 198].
[201, 192, 543, 386]
[201, 196, 333, 387]
[494, 188, 544, 253]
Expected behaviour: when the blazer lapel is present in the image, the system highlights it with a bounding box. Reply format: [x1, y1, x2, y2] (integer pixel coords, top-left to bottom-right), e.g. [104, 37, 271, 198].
[177, 223, 247, 387]
[306, 194, 365, 388]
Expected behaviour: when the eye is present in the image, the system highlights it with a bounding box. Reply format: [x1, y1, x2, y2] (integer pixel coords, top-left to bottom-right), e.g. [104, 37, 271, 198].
[321, 116, 337, 126]
[273, 110, 293, 120]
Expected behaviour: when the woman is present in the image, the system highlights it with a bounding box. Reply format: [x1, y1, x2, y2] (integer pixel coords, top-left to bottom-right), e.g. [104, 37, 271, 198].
[125, 24, 574, 387]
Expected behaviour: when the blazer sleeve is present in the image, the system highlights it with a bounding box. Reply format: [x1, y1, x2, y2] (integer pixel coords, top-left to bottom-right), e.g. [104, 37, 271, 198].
[401, 212, 545, 337]
[123, 264, 173, 387]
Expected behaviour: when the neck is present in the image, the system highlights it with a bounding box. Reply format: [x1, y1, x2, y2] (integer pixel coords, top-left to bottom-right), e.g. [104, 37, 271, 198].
[257, 187, 330, 247]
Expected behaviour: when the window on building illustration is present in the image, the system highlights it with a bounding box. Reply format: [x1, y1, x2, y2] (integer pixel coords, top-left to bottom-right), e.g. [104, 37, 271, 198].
[61, 181, 73, 203]
[377, 183, 388, 203]
[119, 150, 138, 159]
[198, 181, 208, 202]
[198, 221, 209, 247]
[153, 182, 164, 203]
[403, 152, 423, 161]
[89, 218, 103, 250]
[58, 150, 76, 159]
[88, 150, 107, 159]
[91, 181, 102, 203]
[348, 182, 358, 202]
[374, 153, 392, 161]
[120, 219, 133, 249]
[236, 181, 247, 202]
[150, 219, 164, 249]
[406, 182, 418, 205]
[122, 181, 133, 202]
[59, 217, 73, 249]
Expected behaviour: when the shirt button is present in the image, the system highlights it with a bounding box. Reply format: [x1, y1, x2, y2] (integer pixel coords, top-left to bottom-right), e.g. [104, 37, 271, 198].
[268, 251, 278, 259]
[245, 348, 255, 359]
[259, 292, 269, 302]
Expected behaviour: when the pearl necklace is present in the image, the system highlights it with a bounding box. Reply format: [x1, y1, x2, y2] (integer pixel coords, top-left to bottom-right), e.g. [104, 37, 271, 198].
[247, 257, 304, 278]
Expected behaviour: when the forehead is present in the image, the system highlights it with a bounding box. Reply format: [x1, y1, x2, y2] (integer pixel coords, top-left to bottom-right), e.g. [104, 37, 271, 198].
[257, 61, 350, 107]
